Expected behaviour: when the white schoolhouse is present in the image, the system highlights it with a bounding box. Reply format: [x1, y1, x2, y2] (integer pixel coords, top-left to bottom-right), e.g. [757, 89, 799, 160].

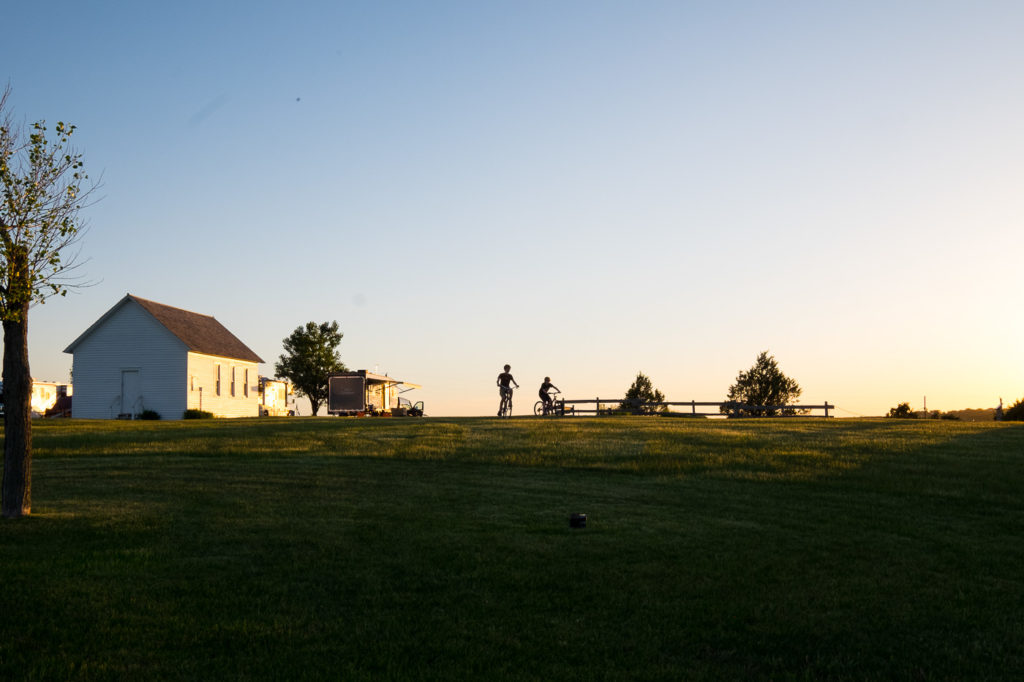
[64, 295, 263, 419]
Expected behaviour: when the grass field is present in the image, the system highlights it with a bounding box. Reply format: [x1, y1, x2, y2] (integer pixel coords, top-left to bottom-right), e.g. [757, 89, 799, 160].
[2, 417, 1023, 680]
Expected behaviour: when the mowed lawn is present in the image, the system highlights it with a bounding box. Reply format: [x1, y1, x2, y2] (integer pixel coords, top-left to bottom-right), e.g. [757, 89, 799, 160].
[2, 417, 1023, 680]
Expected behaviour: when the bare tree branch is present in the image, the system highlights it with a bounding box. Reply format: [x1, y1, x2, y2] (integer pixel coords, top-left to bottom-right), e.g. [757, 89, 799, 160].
[1, 85, 100, 319]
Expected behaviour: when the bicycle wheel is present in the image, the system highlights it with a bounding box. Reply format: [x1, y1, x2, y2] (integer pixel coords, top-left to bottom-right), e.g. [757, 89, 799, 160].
[534, 401, 544, 416]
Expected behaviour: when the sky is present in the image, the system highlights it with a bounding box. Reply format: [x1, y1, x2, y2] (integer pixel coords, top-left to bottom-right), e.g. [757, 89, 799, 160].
[4, 1, 1022, 417]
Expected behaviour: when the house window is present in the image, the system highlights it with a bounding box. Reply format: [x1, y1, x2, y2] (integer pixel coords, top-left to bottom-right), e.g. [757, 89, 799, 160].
[231, 366, 236, 397]
[215, 364, 221, 396]
[244, 369, 249, 397]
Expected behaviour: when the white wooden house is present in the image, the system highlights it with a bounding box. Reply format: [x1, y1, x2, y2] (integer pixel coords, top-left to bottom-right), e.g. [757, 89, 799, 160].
[64, 295, 263, 419]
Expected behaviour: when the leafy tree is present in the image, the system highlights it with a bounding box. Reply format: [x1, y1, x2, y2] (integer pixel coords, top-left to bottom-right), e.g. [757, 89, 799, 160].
[275, 321, 347, 416]
[721, 351, 802, 417]
[1004, 398, 1024, 422]
[619, 372, 666, 414]
[886, 402, 917, 418]
[2, 87, 97, 518]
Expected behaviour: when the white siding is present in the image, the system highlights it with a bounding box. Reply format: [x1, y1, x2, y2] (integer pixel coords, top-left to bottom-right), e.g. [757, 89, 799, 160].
[70, 301, 188, 419]
[186, 353, 259, 418]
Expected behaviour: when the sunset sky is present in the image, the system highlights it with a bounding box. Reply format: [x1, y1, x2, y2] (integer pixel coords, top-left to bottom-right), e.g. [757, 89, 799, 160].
[5, 1, 1022, 417]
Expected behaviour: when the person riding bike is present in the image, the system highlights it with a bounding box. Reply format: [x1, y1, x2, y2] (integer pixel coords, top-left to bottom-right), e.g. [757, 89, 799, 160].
[497, 364, 519, 416]
[538, 377, 560, 413]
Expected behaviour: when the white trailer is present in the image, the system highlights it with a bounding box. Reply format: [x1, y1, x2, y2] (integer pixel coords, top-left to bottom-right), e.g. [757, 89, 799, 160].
[258, 377, 295, 416]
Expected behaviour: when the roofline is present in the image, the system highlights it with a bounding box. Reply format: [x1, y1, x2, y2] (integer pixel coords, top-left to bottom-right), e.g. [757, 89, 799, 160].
[65, 294, 265, 363]
[186, 350, 261, 364]
[330, 370, 420, 388]
[130, 295, 263, 363]
[63, 294, 135, 354]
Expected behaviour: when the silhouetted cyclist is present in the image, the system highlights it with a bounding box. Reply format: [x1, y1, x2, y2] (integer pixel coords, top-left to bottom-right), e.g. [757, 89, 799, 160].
[497, 364, 519, 417]
[538, 377, 560, 411]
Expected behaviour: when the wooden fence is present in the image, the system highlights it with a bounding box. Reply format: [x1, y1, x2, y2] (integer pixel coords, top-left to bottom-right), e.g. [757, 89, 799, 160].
[553, 399, 834, 418]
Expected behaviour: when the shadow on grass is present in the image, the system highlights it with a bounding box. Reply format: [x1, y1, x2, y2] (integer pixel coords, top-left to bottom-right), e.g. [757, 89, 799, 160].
[6, 418, 1024, 679]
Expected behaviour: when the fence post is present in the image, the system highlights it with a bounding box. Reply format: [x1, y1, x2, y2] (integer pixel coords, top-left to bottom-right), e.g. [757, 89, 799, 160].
[691, 400, 696, 415]
[824, 402, 830, 418]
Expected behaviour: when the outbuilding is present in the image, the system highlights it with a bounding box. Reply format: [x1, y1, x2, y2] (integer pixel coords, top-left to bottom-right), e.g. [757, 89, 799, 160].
[64, 295, 263, 419]
[258, 377, 295, 416]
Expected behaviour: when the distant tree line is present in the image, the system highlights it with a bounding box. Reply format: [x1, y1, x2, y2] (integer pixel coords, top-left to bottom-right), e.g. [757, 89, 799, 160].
[886, 403, 960, 420]
[1003, 398, 1024, 422]
[617, 351, 803, 417]
[887, 399, 1024, 421]
[617, 354, 1021, 421]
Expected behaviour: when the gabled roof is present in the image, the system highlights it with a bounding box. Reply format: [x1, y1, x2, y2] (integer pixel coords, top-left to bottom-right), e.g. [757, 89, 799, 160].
[64, 294, 264, 363]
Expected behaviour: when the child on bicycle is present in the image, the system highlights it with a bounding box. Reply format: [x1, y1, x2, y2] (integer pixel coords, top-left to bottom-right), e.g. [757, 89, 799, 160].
[539, 377, 560, 411]
[497, 364, 519, 416]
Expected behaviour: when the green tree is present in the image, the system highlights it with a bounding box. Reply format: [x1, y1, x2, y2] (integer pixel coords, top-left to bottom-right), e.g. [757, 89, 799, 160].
[275, 321, 347, 416]
[887, 402, 917, 419]
[619, 372, 666, 414]
[722, 351, 802, 417]
[2, 87, 97, 518]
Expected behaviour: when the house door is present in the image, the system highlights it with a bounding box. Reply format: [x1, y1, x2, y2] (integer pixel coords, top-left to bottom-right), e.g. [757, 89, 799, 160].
[121, 370, 141, 416]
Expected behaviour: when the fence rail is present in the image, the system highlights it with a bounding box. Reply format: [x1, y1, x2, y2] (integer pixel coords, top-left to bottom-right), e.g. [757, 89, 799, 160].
[555, 399, 834, 418]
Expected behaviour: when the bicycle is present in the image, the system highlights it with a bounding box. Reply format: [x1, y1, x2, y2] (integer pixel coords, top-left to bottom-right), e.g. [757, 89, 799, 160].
[498, 386, 515, 418]
[534, 390, 565, 416]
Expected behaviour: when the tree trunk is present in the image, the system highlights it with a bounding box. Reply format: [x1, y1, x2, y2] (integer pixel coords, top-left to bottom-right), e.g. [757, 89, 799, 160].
[2, 308, 32, 518]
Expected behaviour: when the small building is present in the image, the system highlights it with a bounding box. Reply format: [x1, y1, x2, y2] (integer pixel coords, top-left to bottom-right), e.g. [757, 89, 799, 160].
[0, 380, 70, 417]
[258, 377, 295, 416]
[327, 370, 421, 416]
[30, 380, 64, 416]
[64, 294, 263, 419]
[46, 385, 73, 418]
